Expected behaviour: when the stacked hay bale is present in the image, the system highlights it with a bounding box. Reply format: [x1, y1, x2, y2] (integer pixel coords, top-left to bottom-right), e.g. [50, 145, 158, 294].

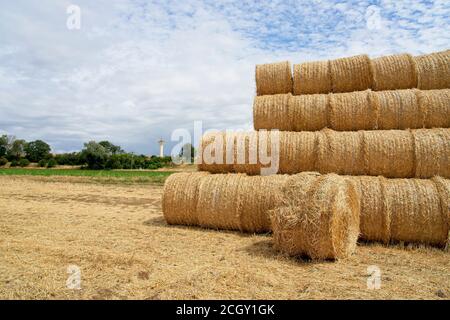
[162, 49, 450, 260]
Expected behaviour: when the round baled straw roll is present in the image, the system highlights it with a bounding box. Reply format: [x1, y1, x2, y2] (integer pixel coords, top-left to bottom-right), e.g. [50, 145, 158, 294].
[371, 53, 417, 90]
[293, 60, 332, 94]
[373, 89, 421, 129]
[162, 172, 288, 233]
[197, 131, 233, 173]
[253, 89, 450, 132]
[415, 50, 450, 90]
[163, 172, 449, 247]
[291, 94, 328, 131]
[362, 130, 415, 178]
[162, 172, 210, 226]
[316, 130, 366, 175]
[416, 89, 450, 128]
[199, 129, 450, 178]
[253, 94, 293, 131]
[329, 54, 373, 93]
[413, 128, 450, 178]
[328, 90, 375, 130]
[270, 174, 360, 260]
[355, 176, 450, 246]
[255, 61, 293, 95]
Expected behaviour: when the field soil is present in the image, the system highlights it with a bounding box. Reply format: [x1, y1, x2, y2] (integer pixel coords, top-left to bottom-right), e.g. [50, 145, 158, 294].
[0, 176, 449, 299]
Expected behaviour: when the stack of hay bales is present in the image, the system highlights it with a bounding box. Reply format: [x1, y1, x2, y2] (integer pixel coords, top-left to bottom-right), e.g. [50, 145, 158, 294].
[162, 50, 450, 260]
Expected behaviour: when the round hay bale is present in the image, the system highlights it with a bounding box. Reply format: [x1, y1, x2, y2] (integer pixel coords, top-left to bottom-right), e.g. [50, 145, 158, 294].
[362, 130, 415, 178]
[375, 90, 421, 130]
[415, 50, 450, 90]
[413, 129, 450, 178]
[198, 131, 233, 173]
[371, 53, 417, 90]
[199, 130, 449, 177]
[293, 61, 332, 94]
[279, 131, 317, 174]
[233, 131, 262, 175]
[196, 174, 245, 230]
[432, 176, 450, 246]
[255, 61, 293, 95]
[329, 90, 374, 130]
[238, 174, 289, 232]
[253, 94, 293, 131]
[162, 172, 209, 226]
[416, 89, 450, 128]
[317, 130, 365, 175]
[291, 94, 329, 131]
[271, 174, 360, 260]
[355, 176, 390, 243]
[383, 178, 449, 246]
[330, 54, 373, 93]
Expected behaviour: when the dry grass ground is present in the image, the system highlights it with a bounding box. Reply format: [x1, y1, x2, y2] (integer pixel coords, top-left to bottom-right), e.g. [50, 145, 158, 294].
[0, 175, 448, 300]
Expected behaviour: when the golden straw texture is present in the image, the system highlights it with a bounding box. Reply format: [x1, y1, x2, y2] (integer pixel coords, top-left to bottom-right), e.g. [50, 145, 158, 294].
[293, 60, 331, 94]
[415, 50, 450, 90]
[163, 173, 450, 247]
[371, 53, 417, 90]
[199, 129, 450, 178]
[355, 176, 450, 246]
[252, 89, 450, 131]
[255, 61, 293, 95]
[271, 174, 360, 260]
[330, 54, 373, 93]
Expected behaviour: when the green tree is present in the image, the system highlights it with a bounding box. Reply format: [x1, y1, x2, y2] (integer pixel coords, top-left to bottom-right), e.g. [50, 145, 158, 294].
[81, 141, 108, 169]
[25, 140, 51, 162]
[6, 138, 26, 161]
[0, 135, 8, 157]
[99, 141, 124, 155]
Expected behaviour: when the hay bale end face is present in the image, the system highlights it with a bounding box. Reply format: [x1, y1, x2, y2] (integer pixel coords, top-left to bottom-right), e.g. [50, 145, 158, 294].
[255, 61, 293, 95]
[271, 174, 360, 260]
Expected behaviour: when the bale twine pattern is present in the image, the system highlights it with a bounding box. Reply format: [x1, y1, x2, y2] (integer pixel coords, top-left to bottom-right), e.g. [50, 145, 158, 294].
[255, 61, 293, 95]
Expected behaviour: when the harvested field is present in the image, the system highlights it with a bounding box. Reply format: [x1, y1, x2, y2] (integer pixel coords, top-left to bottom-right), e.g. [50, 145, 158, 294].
[0, 175, 449, 299]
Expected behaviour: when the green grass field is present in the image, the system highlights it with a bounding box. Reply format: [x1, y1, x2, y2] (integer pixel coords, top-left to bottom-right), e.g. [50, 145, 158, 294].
[0, 168, 175, 184]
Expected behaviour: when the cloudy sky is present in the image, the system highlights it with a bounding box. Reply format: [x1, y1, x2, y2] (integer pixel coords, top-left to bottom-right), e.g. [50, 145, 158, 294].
[0, 0, 449, 155]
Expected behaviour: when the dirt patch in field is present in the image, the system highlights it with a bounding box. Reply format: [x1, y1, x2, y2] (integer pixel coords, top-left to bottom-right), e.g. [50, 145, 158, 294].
[0, 176, 448, 299]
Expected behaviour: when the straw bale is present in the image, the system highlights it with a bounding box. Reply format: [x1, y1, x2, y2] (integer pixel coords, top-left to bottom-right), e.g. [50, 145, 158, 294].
[317, 130, 366, 175]
[383, 178, 449, 246]
[330, 54, 373, 93]
[416, 89, 450, 128]
[329, 90, 374, 130]
[293, 61, 331, 94]
[271, 174, 360, 260]
[371, 53, 417, 90]
[162, 172, 209, 226]
[413, 128, 450, 178]
[256, 61, 293, 95]
[415, 50, 450, 89]
[290, 93, 329, 131]
[362, 130, 415, 178]
[199, 129, 449, 178]
[375, 90, 421, 129]
[253, 94, 293, 131]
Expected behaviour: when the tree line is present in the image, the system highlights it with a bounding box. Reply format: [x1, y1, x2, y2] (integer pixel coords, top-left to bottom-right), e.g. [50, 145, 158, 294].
[0, 135, 174, 170]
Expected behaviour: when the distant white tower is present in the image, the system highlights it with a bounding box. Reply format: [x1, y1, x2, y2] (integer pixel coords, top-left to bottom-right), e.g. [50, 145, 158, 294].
[158, 138, 165, 157]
